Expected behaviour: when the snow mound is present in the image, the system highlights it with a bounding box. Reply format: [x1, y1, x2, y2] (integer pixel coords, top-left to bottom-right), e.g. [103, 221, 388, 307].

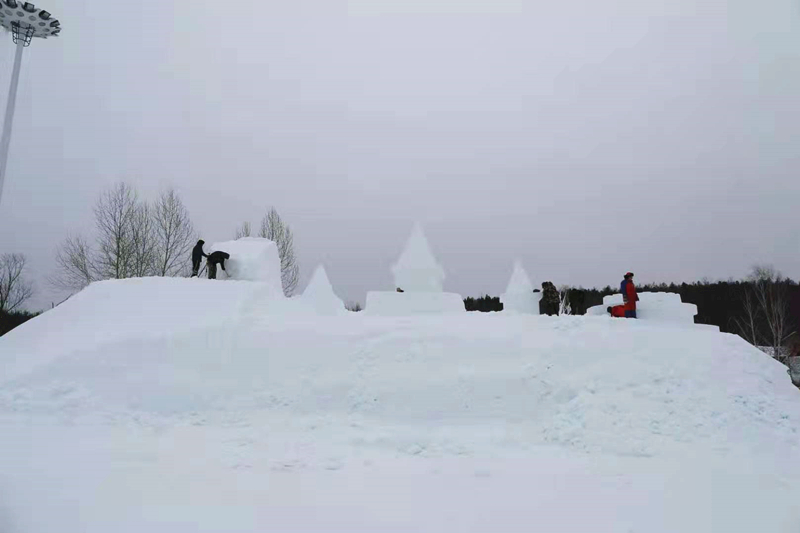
[1, 290, 799, 531]
[391, 223, 445, 292]
[364, 291, 465, 316]
[0, 277, 285, 385]
[209, 238, 283, 290]
[587, 292, 703, 326]
[297, 265, 346, 315]
[500, 260, 541, 314]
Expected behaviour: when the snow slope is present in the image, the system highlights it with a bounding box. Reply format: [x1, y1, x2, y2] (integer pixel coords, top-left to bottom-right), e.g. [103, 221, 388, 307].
[1, 280, 799, 532]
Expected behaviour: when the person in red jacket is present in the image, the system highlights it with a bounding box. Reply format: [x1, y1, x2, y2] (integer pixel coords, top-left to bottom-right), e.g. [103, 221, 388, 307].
[620, 272, 639, 318]
[607, 304, 627, 318]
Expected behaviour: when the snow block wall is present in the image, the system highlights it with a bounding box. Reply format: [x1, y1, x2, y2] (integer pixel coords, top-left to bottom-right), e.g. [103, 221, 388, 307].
[587, 292, 705, 326]
[391, 223, 445, 292]
[500, 260, 541, 314]
[297, 265, 346, 316]
[209, 238, 283, 294]
[364, 291, 466, 316]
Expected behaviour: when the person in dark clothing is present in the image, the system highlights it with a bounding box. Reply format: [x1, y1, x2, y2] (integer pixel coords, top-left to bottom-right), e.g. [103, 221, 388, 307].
[620, 272, 639, 318]
[191, 240, 207, 277]
[540, 281, 560, 316]
[206, 251, 230, 280]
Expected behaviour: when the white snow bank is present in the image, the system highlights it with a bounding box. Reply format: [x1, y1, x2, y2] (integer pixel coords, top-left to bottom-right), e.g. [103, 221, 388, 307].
[364, 291, 465, 315]
[391, 223, 445, 292]
[296, 265, 346, 316]
[587, 292, 705, 326]
[500, 260, 541, 314]
[0, 277, 284, 384]
[208, 238, 283, 291]
[1, 293, 799, 531]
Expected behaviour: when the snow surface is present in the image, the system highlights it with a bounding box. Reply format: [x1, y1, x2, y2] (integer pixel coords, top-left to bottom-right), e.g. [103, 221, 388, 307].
[1, 279, 799, 532]
[364, 291, 465, 316]
[391, 223, 445, 292]
[296, 264, 346, 316]
[500, 260, 541, 314]
[587, 292, 707, 327]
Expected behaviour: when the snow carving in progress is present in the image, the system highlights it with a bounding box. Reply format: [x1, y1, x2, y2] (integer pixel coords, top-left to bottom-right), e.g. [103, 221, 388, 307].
[500, 260, 541, 314]
[391, 223, 445, 292]
[297, 265, 346, 316]
[587, 292, 705, 327]
[365, 223, 464, 315]
[209, 238, 283, 289]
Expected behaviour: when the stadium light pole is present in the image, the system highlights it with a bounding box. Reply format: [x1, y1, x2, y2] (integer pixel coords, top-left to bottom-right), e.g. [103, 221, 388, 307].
[0, 0, 60, 208]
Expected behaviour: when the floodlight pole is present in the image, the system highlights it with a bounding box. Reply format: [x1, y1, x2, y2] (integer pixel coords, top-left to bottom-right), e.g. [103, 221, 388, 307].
[0, 37, 25, 208]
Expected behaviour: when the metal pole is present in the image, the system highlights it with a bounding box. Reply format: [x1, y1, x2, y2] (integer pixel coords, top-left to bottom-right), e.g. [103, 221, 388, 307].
[0, 38, 25, 208]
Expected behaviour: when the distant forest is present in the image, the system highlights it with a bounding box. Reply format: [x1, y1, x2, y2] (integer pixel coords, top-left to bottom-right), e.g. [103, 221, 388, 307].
[465, 280, 800, 339]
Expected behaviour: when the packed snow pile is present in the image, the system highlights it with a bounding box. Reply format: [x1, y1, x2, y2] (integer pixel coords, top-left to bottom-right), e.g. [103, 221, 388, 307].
[500, 260, 541, 314]
[1, 279, 799, 532]
[208, 238, 283, 289]
[0, 277, 285, 384]
[364, 291, 465, 316]
[587, 292, 703, 326]
[296, 265, 346, 316]
[391, 223, 445, 292]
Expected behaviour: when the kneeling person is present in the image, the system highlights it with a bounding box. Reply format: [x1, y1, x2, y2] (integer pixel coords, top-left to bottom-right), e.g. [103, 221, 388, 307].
[206, 251, 230, 279]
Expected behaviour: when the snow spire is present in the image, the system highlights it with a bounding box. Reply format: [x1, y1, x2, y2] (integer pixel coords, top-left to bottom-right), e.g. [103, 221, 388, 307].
[501, 260, 540, 314]
[300, 264, 346, 315]
[504, 260, 534, 295]
[391, 223, 445, 292]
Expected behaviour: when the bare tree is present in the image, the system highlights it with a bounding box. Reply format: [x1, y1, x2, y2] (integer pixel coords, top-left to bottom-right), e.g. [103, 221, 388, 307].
[749, 265, 794, 363]
[733, 286, 762, 347]
[52, 235, 96, 291]
[0, 253, 34, 313]
[153, 189, 196, 276]
[235, 221, 252, 239]
[558, 285, 572, 316]
[258, 208, 299, 296]
[94, 183, 138, 280]
[54, 183, 199, 291]
[345, 301, 363, 312]
[129, 201, 157, 277]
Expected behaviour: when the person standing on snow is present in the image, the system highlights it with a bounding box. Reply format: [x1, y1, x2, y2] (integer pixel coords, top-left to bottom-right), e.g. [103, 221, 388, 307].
[620, 272, 639, 318]
[190, 239, 207, 277]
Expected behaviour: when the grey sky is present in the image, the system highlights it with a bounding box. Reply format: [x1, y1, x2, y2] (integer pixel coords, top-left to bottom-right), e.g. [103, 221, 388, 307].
[1, 0, 798, 310]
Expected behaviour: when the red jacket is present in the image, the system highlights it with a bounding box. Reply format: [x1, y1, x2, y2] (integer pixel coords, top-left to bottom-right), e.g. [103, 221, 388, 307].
[621, 279, 639, 310]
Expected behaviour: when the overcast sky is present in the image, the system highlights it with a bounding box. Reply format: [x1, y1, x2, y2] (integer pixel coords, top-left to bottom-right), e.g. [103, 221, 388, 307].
[1, 0, 798, 310]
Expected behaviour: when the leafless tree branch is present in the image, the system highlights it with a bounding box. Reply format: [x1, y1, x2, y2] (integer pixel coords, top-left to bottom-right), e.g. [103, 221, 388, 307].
[0, 253, 34, 313]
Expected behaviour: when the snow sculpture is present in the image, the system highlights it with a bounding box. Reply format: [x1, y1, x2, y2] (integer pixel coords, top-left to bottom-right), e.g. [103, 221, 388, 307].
[365, 223, 464, 315]
[500, 260, 541, 314]
[298, 265, 346, 315]
[586, 292, 708, 327]
[391, 223, 445, 292]
[208, 238, 283, 295]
